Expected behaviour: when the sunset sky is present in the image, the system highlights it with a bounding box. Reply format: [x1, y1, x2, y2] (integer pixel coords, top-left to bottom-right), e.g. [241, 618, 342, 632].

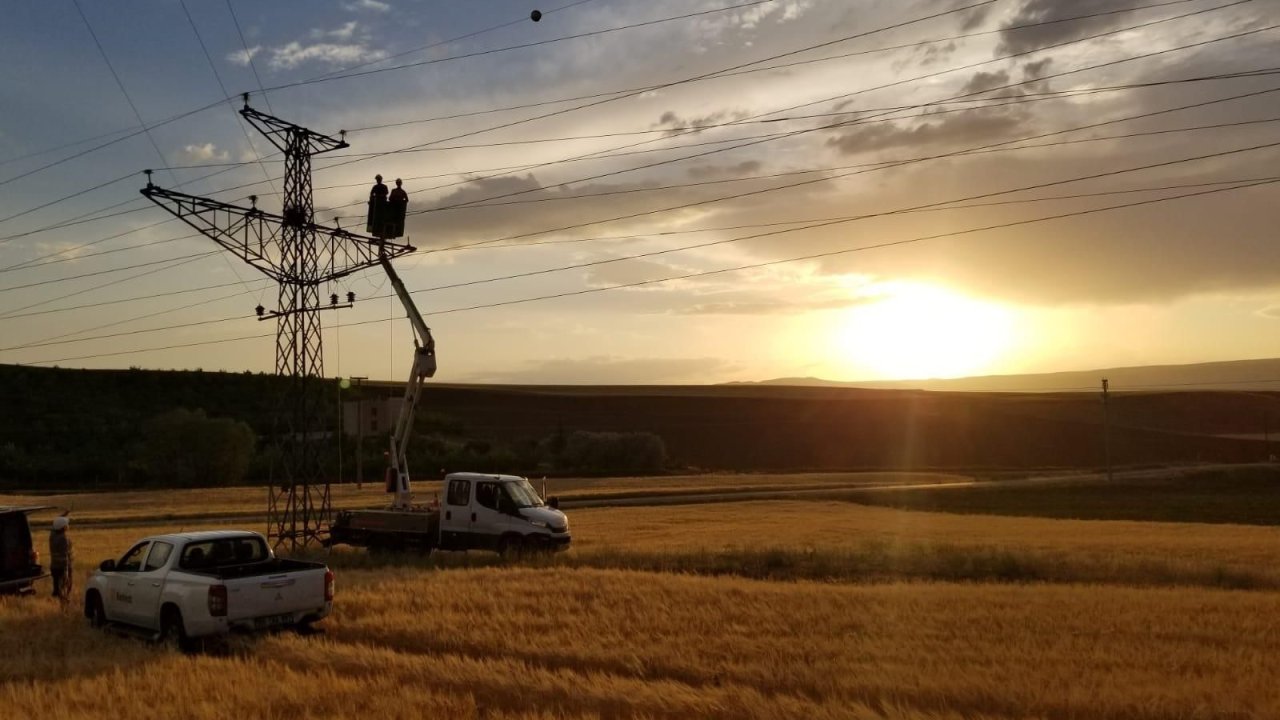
[1, 0, 1278, 384]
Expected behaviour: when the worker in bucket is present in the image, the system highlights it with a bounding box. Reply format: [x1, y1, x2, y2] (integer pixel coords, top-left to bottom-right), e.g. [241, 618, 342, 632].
[388, 178, 408, 238]
[49, 513, 73, 602]
[367, 174, 390, 236]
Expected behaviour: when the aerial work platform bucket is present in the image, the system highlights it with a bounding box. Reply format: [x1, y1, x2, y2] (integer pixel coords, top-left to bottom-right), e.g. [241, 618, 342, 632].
[367, 197, 406, 240]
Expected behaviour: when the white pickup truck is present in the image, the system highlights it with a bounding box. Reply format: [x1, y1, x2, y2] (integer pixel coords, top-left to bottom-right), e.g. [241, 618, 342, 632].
[84, 530, 333, 649]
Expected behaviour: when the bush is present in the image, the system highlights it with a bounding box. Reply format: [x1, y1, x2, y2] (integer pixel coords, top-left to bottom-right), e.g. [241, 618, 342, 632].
[137, 408, 256, 487]
[561, 430, 666, 473]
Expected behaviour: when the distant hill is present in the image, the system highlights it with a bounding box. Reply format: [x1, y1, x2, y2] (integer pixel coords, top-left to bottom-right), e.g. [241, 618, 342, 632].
[741, 357, 1280, 393]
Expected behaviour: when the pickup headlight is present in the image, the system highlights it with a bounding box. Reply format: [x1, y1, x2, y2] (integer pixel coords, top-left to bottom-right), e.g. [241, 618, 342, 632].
[528, 519, 548, 528]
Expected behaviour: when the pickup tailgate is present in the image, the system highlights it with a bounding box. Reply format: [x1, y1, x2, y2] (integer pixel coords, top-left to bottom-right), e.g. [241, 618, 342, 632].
[223, 566, 328, 628]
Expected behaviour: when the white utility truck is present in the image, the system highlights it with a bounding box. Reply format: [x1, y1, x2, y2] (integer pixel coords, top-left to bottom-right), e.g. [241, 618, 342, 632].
[329, 472, 570, 553]
[85, 530, 333, 649]
[326, 243, 571, 554]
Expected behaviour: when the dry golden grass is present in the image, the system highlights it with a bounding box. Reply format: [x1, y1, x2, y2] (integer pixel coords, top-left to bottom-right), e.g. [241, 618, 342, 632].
[5, 497, 1280, 718]
[3, 568, 1278, 719]
[0, 471, 967, 524]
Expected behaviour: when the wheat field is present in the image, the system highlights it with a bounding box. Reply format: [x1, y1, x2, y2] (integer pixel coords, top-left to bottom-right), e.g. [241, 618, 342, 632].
[3, 495, 1279, 718]
[0, 471, 965, 525]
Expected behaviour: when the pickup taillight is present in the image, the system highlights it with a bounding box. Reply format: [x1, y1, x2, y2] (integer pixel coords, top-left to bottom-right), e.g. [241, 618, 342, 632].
[208, 584, 228, 617]
[323, 569, 335, 602]
[29, 549, 39, 566]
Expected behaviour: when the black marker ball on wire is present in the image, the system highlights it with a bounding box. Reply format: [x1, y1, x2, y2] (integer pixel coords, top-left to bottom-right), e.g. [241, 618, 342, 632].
[531, 9, 542, 21]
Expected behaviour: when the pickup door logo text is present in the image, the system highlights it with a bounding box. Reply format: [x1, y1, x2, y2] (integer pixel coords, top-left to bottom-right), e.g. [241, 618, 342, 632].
[114, 592, 132, 604]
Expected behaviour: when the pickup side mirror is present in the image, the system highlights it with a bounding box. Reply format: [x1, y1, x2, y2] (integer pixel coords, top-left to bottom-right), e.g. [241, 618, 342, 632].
[99, 559, 115, 572]
[548, 496, 560, 510]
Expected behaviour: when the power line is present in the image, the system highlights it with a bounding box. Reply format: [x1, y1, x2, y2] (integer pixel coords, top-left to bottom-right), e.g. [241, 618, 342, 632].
[0, 251, 218, 294]
[9, 88, 1276, 305]
[0, 171, 134, 226]
[70, 0, 175, 186]
[418, 1, 1260, 216]
[399, 141, 1280, 296]
[4, 172, 1266, 323]
[0, 0, 1002, 257]
[225, 0, 275, 116]
[421, 83, 1280, 254]
[421, 179, 1280, 318]
[2, 0, 1159, 242]
[11, 135, 1277, 348]
[305, 1, 1002, 179]
[18, 176, 1276, 365]
[303, 0, 601, 83]
[1, 2, 1259, 289]
[414, 117, 1280, 213]
[257, 0, 778, 93]
[342, 0, 1202, 134]
[0, 252, 219, 320]
[0, 276, 272, 321]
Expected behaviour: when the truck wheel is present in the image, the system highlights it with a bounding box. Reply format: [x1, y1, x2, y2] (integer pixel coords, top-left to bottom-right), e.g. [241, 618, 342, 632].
[160, 606, 197, 654]
[498, 535, 524, 559]
[86, 593, 107, 629]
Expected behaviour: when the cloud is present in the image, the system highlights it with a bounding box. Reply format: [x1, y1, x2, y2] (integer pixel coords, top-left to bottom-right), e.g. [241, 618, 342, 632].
[653, 109, 749, 135]
[268, 41, 387, 70]
[183, 143, 229, 162]
[468, 355, 738, 384]
[825, 104, 1030, 156]
[343, 0, 390, 12]
[226, 46, 261, 67]
[995, 0, 1153, 56]
[686, 161, 763, 181]
[315, 21, 359, 41]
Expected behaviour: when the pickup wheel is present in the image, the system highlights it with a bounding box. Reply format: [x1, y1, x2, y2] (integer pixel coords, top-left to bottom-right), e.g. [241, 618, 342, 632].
[85, 592, 107, 629]
[160, 606, 197, 654]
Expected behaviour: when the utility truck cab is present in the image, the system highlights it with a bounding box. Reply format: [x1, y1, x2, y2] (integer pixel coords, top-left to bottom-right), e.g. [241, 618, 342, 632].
[329, 473, 571, 555]
[440, 473, 569, 552]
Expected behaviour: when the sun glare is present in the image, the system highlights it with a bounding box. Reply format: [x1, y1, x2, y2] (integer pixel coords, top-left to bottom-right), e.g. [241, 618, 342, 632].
[832, 282, 1016, 380]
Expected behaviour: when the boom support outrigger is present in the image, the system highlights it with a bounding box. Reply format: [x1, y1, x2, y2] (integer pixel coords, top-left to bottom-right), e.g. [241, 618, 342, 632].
[379, 248, 436, 510]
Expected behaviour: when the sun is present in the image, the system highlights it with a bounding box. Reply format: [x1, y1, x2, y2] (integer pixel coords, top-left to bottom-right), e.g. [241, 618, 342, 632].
[831, 282, 1016, 380]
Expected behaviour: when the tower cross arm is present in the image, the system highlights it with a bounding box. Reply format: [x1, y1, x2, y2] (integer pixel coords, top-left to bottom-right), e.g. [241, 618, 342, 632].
[140, 183, 414, 284]
[240, 104, 348, 156]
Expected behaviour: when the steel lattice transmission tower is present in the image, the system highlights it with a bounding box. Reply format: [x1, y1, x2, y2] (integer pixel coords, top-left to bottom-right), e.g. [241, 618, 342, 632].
[142, 97, 414, 549]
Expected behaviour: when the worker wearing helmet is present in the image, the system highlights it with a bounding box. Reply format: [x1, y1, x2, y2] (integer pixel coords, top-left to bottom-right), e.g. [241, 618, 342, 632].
[49, 514, 73, 602]
[388, 178, 408, 238]
[367, 175, 390, 237]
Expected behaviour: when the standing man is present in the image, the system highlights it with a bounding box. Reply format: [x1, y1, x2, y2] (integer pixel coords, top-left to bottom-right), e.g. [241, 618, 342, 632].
[388, 178, 408, 238]
[367, 174, 390, 236]
[49, 514, 72, 602]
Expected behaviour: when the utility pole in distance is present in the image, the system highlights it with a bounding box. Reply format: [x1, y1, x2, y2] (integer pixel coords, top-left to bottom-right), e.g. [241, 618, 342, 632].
[1101, 378, 1113, 482]
[140, 96, 414, 549]
[350, 376, 368, 489]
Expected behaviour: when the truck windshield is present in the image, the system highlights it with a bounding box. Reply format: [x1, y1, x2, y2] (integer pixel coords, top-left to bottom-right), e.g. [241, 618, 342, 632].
[503, 480, 544, 509]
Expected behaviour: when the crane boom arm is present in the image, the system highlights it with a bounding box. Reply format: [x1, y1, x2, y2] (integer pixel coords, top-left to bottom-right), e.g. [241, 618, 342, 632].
[380, 252, 436, 510]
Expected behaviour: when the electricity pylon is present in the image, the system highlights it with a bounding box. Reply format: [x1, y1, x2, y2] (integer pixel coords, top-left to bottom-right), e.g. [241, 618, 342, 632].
[141, 95, 414, 549]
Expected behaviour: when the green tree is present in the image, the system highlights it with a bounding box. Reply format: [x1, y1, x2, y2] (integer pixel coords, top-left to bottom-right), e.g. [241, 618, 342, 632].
[138, 408, 256, 487]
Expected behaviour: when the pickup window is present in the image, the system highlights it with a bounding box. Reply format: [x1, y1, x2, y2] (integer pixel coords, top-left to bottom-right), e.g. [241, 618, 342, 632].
[144, 541, 173, 571]
[117, 542, 149, 572]
[180, 536, 267, 569]
[446, 479, 471, 506]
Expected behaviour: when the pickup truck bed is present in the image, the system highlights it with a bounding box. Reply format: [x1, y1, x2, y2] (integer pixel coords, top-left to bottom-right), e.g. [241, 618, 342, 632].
[182, 557, 326, 581]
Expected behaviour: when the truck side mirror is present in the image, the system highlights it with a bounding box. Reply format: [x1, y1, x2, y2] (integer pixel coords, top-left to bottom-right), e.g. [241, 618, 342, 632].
[548, 496, 560, 510]
[99, 559, 115, 572]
